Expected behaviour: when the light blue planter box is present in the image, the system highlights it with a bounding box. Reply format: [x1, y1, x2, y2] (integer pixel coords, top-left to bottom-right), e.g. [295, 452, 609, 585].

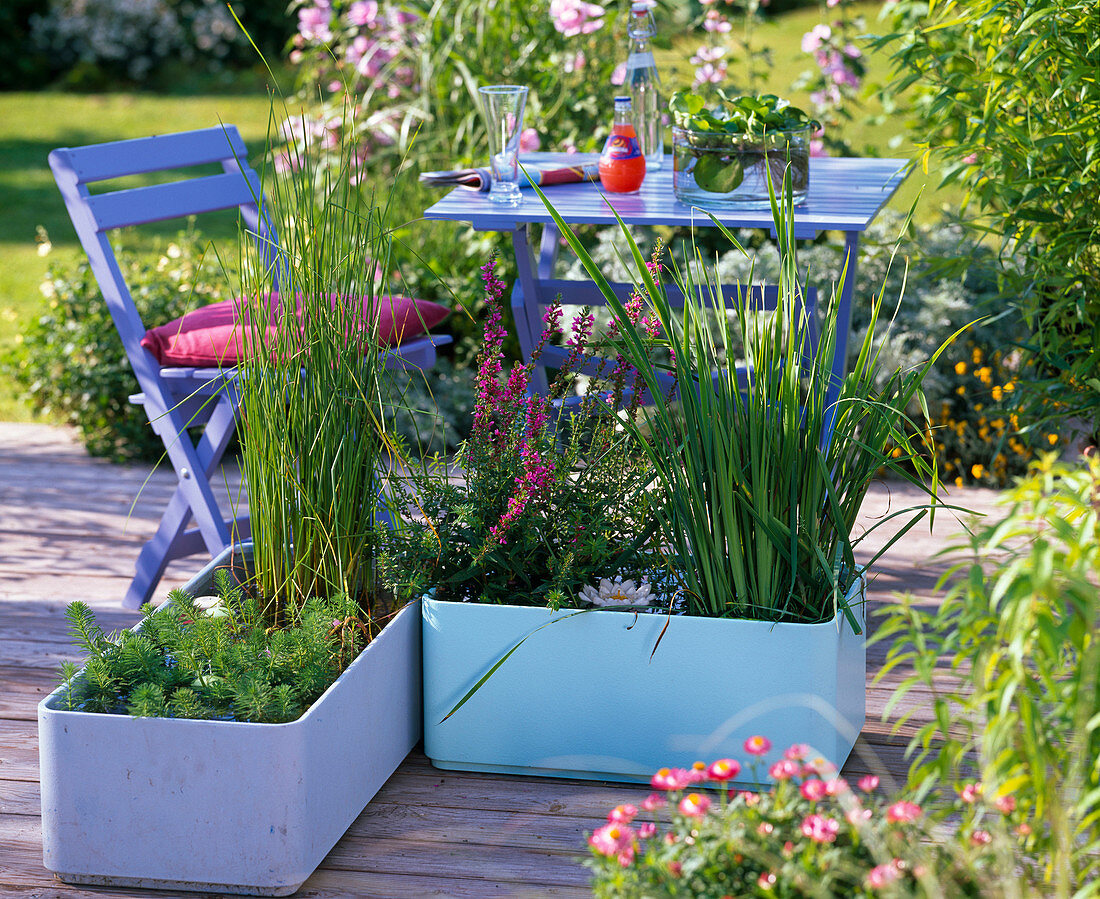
[39, 544, 421, 896]
[423, 579, 865, 784]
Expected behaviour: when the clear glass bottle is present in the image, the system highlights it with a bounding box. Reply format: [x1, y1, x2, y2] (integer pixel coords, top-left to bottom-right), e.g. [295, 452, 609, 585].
[626, 0, 663, 171]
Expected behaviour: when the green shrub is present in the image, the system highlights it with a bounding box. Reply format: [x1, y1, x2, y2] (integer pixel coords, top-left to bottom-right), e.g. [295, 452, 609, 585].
[4, 225, 224, 462]
[877, 0, 1100, 436]
[26, 0, 293, 87]
[0, 0, 55, 88]
[876, 454, 1100, 894]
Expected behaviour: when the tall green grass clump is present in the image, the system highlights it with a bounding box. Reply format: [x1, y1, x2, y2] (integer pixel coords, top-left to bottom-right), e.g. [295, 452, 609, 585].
[234, 104, 405, 631]
[534, 174, 949, 627]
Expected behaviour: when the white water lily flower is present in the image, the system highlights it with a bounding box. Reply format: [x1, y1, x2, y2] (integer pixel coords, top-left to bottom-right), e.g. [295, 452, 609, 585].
[194, 595, 229, 618]
[579, 576, 655, 609]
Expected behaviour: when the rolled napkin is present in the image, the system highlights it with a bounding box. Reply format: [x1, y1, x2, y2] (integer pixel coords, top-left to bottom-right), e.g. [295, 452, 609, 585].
[420, 160, 600, 191]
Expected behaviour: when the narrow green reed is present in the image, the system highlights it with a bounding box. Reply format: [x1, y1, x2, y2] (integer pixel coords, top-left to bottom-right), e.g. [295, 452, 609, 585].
[531, 169, 958, 626]
[234, 98, 405, 630]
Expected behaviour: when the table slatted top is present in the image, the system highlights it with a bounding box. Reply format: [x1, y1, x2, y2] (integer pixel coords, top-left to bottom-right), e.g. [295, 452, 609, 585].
[423, 153, 910, 236]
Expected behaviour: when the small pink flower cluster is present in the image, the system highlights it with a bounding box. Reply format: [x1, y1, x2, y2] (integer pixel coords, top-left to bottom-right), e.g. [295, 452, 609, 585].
[470, 257, 509, 440]
[550, 0, 606, 38]
[518, 128, 541, 153]
[689, 45, 728, 88]
[866, 858, 905, 889]
[798, 0, 865, 153]
[690, 1, 733, 88]
[688, 0, 774, 90]
[589, 749, 750, 867]
[296, 1, 333, 43]
[290, 0, 422, 107]
[470, 256, 601, 551]
[427, 246, 663, 606]
[486, 391, 553, 545]
[589, 737, 1028, 894]
[587, 736, 934, 892]
[282, 1, 425, 168]
[601, 260, 663, 410]
[958, 780, 1028, 841]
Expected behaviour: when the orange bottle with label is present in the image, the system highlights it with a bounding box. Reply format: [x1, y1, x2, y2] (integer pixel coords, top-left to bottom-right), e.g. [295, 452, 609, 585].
[599, 96, 646, 193]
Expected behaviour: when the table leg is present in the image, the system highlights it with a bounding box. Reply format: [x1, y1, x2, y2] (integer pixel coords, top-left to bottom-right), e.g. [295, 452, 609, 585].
[537, 222, 560, 279]
[511, 223, 553, 395]
[822, 230, 860, 447]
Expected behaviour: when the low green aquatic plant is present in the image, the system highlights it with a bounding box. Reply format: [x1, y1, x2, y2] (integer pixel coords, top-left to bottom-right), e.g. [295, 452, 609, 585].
[57, 568, 374, 723]
[669, 90, 818, 137]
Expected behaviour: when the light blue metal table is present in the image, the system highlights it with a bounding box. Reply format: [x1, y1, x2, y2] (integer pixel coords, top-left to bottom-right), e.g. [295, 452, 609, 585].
[424, 152, 909, 394]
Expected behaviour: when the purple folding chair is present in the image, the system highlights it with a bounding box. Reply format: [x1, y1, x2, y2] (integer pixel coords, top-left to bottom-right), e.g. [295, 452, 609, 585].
[49, 125, 450, 609]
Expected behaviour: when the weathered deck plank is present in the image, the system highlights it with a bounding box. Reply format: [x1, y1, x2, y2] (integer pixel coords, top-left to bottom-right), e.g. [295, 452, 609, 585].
[0, 422, 1003, 897]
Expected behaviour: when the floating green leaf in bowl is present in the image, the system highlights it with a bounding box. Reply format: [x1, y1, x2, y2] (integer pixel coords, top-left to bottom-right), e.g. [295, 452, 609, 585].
[669, 89, 818, 136]
[670, 90, 818, 202]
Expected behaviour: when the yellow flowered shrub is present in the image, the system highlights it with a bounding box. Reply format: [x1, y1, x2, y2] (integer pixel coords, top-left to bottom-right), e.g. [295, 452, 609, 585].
[931, 344, 1052, 487]
[565, 211, 1060, 488]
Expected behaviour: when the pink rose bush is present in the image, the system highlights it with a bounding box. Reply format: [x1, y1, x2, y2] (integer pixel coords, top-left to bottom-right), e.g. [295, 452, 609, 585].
[587, 739, 1026, 898]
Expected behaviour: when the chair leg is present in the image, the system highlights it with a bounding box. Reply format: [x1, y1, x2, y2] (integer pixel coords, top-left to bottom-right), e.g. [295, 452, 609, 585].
[125, 488, 196, 609]
[126, 392, 242, 608]
[152, 403, 235, 554]
[125, 495, 251, 609]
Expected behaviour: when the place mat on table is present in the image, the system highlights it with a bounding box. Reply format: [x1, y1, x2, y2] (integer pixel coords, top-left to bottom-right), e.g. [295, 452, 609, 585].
[419, 161, 600, 191]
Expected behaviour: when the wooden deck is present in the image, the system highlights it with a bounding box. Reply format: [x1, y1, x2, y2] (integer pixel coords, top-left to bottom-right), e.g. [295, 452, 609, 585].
[0, 422, 1004, 898]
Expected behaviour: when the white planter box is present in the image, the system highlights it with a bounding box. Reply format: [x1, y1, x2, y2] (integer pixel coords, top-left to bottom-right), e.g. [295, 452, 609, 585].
[38, 545, 421, 896]
[423, 579, 865, 785]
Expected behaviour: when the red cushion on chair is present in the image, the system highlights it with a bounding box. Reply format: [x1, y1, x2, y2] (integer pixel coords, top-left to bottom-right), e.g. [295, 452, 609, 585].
[140, 293, 450, 367]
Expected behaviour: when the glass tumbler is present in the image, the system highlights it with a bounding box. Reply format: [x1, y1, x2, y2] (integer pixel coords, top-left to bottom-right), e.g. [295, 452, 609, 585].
[478, 85, 529, 206]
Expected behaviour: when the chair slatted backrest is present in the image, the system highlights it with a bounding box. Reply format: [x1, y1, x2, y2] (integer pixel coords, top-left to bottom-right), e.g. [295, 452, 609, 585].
[48, 126, 272, 390]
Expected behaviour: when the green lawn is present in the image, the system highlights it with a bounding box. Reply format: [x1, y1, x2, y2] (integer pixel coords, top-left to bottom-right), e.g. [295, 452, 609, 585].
[0, 2, 959, 422]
